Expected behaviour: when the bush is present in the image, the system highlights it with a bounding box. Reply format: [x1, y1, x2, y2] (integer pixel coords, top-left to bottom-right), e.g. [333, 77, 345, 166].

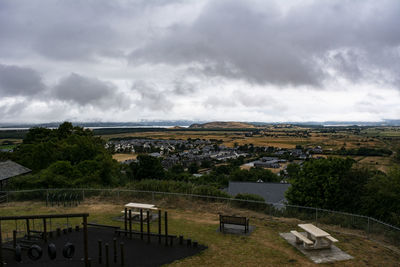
[128, 179, 231, 199]
[233, 193, 266, 211]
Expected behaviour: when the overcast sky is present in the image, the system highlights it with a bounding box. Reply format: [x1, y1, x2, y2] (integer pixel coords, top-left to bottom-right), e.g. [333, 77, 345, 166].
[0, 0, 399, 124]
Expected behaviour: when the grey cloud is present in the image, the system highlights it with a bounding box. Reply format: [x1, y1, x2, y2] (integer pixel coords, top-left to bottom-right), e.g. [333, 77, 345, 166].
[0, 0, 190, 62]
[53, 73, 129, 109]
[235, 92, 272, 108]
[0, 101, 28, 118]
[204, 96, 236, 109]
[0, 64, 46, 96]
[132, 81, 173, 111]
[130, 0, 400, 87]
[172, 80, 197, 95]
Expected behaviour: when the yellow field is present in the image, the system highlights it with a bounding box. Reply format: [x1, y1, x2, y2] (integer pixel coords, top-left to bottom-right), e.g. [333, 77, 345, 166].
[112, 153, 137, 162]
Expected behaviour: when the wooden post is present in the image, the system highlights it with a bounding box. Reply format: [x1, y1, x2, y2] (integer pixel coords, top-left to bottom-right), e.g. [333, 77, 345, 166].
[128, 210, 132, 239]
[120, 242, 124, 266]
[158, 210, 162, 244]
[140, 209, 143, 240]
[124, 208, 127, 237]
[147, 210, 150, 243]
[26, 219, 30, 240]
[98, 240, 102, 264]
[113, 238, 117, 263]
[13, 230, 17, 248]
[105, 243, 109, 267]
[43, 218, 47, 242]
[0, 221, 3, 267]
[164, 211, 168, 246]
[83, 216, 89, 267]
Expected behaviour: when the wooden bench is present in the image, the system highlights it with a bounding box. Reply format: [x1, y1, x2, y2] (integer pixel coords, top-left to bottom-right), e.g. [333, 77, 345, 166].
[290, 230, 314, 249]
[219, 215, 249, 233]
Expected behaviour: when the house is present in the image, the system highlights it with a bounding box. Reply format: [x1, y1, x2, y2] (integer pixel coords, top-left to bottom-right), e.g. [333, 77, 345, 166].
[253, 160, 280, 168]
[226, 181, 291, 205]
[0, 160, 31, 190]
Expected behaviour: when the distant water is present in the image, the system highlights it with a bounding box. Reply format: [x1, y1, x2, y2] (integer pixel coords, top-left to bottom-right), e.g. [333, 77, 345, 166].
[0, 125, 189, 131]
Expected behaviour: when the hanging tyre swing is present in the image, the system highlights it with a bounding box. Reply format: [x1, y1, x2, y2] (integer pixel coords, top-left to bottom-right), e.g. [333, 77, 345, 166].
[48, 243, 57, 260]
[63, 242, 75, 259]
[27, 244, 43, 261]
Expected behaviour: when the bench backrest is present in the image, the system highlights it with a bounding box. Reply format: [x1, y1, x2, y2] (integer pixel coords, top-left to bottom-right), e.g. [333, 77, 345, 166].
[220, 215, 247, 225]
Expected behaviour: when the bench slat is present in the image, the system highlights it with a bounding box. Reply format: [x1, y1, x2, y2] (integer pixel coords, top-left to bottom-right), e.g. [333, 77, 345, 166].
[290, 230, 313, 245]
[326, 235, 338, 242]
[220, 215, 247, 225]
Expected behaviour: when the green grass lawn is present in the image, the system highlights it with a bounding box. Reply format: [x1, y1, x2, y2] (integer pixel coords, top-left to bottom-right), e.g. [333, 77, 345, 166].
[0, 145, 15, 150]
[1, 200, 399, 267]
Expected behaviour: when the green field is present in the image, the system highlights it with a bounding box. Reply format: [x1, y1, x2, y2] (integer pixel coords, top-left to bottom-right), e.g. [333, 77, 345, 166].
[1, 199, 399, 266]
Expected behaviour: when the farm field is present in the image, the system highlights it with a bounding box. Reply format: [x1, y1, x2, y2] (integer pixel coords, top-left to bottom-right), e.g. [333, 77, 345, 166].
[0, 199, 399, 266]
[1, 125, 399, 172]
[100, 129, 388, 151]
[112, 153, 138, 162]
[100, 126, 400, 172]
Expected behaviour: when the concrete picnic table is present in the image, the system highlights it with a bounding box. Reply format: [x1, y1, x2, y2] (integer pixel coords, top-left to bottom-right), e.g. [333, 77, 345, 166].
[122, 203, 158, 219]
[297, 223, 338, 249]
[124, 203, 158, 210]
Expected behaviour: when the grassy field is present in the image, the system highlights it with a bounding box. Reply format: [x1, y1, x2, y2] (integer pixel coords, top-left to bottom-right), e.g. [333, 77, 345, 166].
[1, 199, 399, 266]
[112, 153, 138, 162]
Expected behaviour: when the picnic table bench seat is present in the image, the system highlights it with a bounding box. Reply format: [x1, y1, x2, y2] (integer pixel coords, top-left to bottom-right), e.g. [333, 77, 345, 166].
[326, 235, 338, 243]
[290, 230, 313, 249]
[219, 215, 249, 233]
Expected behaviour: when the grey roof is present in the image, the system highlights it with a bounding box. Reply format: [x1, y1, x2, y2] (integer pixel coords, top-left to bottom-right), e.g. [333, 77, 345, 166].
[0, 160, 31, 181]
[227, 181, 291, 204]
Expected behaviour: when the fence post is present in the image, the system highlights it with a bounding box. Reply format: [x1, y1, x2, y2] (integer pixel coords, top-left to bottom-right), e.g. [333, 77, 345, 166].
[152, 192, 154, 202]
[82, 189, 85, 202]
[315, 208, 318, 225]
[367, 217, 370, 238]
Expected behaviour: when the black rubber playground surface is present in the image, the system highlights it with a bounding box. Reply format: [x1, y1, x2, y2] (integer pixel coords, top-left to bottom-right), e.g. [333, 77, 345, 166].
[1, 227, 207, 266]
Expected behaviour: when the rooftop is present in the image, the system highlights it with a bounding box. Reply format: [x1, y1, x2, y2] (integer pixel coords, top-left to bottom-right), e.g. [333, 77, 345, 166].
[0, 160, 31, 181]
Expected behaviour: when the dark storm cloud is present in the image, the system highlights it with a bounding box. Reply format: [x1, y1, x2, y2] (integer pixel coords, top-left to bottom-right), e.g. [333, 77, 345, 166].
[0, 64, 46, 96]
[53, 73, 128, 108]
[130, 0, 400, 87]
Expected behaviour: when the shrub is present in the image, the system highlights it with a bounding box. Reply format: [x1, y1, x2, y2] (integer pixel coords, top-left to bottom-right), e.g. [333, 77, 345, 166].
[233, 193, 266, 211]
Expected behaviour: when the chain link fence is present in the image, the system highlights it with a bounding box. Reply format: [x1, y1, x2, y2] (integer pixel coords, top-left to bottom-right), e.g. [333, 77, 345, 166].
[1, 188, 399, 248]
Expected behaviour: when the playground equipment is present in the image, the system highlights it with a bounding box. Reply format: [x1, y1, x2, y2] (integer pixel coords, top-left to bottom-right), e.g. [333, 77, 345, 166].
[0, 208, 204, 266]
[0, 213, 89, 267]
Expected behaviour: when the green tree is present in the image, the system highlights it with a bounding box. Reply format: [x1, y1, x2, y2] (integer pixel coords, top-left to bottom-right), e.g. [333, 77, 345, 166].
[362, 168, 400, 225]
[285, 157, 366, 211]
[188, 162, 199, 174]
[9, 122, 119, 189]
[130, 155, 165, 180]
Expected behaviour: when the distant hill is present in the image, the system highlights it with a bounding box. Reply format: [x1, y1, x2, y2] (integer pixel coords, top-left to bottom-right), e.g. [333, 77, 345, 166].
[189, 121, 257, 129]
[169, 126, 186, 129]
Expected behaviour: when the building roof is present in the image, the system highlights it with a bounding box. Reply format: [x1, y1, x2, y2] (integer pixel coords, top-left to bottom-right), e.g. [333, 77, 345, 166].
[0, 160, 31, 181]
[227, 181, 291, 204]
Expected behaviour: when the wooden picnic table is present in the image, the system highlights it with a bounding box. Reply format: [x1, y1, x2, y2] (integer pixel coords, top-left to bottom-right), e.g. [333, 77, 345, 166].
[297, 223, 338, 249]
